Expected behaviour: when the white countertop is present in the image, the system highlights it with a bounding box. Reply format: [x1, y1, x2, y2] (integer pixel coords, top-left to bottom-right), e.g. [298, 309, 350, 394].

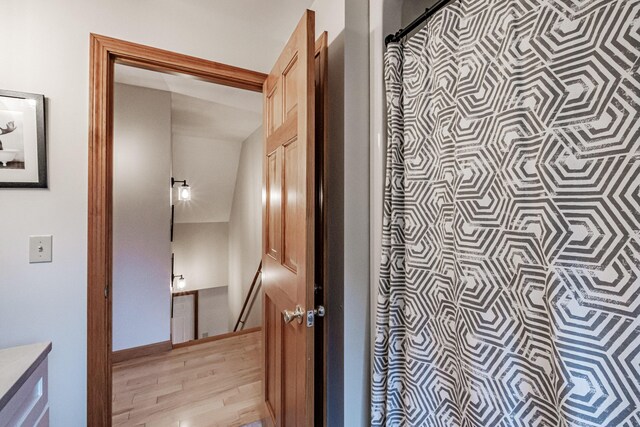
[0, 342, 52, 410]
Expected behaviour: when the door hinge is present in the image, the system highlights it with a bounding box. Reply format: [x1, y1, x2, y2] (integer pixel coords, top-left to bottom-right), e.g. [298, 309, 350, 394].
[306, 305, 325, 327]
[104, 285, 109, 298]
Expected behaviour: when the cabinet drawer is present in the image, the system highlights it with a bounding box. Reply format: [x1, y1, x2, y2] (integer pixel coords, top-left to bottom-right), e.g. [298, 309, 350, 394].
[0, 357, 48, 427]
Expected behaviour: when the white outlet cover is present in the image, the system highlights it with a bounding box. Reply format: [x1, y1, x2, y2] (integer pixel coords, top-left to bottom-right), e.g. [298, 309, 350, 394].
[29, 235, 53, 263]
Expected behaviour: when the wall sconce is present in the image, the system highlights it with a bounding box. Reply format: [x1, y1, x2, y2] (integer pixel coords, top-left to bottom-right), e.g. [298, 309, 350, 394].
[172, 274, 186, 290]
[171, 177, 191, 201]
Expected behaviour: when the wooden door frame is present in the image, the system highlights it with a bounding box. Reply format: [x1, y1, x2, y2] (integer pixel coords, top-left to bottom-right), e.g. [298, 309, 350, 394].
[87, 33, 267, 426]
[314, 31, 328, 427]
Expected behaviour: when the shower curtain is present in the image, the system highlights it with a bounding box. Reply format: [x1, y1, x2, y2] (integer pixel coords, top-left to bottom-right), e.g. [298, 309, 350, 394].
[372, 1, 640, 426]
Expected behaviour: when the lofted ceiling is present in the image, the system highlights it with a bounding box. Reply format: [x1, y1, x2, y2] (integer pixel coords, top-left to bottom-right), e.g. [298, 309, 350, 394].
[115, 64, 263, 223]
[112, 0, 317, 224]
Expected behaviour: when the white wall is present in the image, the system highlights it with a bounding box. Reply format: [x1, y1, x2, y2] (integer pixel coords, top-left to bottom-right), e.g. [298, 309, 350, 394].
[172, 131, 242, 224]
[112, 83, 172, 351]
[172, 222, 229, 291]
[0, 1, 312, 424]
[228, 126, 263, 330]
[0, 0, 371, 424]
[198, 287, 229, 338]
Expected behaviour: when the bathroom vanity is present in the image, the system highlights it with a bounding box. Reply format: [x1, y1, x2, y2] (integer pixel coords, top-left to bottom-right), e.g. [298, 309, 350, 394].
[0, 342, 51, 426]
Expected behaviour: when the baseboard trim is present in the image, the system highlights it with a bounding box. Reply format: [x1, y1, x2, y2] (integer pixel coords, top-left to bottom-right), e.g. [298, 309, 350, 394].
[112, 340, 172, 363]
[172, 326, 262, 349]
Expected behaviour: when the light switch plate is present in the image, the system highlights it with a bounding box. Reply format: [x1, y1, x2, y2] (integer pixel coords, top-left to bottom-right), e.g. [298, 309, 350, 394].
[29, 235, 53, 263]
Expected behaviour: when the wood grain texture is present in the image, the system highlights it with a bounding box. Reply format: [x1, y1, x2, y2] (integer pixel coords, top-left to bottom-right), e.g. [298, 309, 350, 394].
[88, 33, 115, 427]
[172, 327, 262, 350]
[262, 10, 316, 427]
[94, 34, 266, 92]
[88, 33, 267, 426]
[112, 341, 172, 364]
[112, 330, 266, 426]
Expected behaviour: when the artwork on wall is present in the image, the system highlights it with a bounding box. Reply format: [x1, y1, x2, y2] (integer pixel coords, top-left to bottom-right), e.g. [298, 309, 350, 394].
[0, 90, 47, 188]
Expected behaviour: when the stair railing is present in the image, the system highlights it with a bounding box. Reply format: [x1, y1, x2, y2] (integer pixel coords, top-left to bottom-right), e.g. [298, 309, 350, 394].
[233, 261, 262, 332]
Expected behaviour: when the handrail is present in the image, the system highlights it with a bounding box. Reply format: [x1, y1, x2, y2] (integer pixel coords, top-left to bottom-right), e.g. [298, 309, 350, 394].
[233, 261, 262, 332]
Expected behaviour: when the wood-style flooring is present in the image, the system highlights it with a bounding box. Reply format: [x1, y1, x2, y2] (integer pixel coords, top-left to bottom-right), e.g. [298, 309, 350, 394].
[112, 331, 266, 426]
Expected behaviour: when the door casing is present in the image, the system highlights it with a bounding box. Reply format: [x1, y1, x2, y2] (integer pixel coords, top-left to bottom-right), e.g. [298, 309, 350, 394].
[87, 31, 327, 427]
[87, 34, 266, 426]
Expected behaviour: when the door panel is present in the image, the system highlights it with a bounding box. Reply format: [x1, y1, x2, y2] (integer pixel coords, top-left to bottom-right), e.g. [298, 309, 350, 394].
[267, 85, 283, 136]
[282, 322, 298, 427]
[267, 151, 282, 261]
[283, 138, 299, 274]
[265, 296, 279, 415]
[171, 294, 195, 344]
[262, 10, 315, 427]
[283, 57, 299, 119]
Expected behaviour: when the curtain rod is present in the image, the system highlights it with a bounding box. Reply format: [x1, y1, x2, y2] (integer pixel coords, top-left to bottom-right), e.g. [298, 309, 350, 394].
[385, 0, 457, 46]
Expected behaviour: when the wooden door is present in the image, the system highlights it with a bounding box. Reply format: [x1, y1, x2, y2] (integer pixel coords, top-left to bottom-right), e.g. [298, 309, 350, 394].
[262, 10, 316, 427]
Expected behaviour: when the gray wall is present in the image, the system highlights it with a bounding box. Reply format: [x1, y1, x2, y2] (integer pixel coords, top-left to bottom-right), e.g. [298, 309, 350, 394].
[112, 83, 172, 352]
[198, 287, 229, 338]
[311, 0, 371, 424]
[228, 126, 263, 329]
[173, 222, 231, 339]
[402, 0, 441, 26]
[173, 222, 229, 291]
[344, 0, 371, 424]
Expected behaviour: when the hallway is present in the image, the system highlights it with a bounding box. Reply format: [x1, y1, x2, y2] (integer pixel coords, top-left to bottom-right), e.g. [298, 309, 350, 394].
[112, 330, 265, 426]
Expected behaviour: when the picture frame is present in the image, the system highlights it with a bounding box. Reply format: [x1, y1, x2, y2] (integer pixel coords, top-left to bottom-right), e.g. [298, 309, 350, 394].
[0, 90, 47, 188]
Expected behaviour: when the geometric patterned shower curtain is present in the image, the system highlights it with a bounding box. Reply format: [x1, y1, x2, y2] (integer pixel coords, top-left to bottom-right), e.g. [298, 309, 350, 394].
[372, 1, 640, 426]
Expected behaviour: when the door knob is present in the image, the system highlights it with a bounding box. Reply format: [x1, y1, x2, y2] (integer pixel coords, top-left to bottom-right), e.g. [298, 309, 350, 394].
[283, 305, 304, 324]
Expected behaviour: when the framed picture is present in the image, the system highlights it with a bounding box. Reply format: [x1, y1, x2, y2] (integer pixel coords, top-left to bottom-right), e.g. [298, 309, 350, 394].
[0, 90, 47, 188]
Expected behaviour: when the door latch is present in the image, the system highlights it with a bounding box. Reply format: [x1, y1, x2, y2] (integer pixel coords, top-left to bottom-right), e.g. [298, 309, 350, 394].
[306, 305, 325, 327]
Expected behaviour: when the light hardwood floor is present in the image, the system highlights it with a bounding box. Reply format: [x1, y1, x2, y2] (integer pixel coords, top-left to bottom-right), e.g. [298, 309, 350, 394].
[112, 331, 266, 426]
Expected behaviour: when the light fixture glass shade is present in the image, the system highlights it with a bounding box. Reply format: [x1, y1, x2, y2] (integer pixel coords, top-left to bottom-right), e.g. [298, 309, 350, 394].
[178, 184, 191, 201]
[176, 275, 186, 290]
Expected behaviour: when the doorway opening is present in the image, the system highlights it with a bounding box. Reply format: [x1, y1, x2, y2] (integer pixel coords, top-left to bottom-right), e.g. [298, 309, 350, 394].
[87, 34, 269, 426]
[108, 53, 267, 425]
[88, 15, 327, 425]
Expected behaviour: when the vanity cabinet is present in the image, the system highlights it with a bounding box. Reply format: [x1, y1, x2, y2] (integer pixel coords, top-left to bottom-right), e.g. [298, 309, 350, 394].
[0, 343, 51, 427]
